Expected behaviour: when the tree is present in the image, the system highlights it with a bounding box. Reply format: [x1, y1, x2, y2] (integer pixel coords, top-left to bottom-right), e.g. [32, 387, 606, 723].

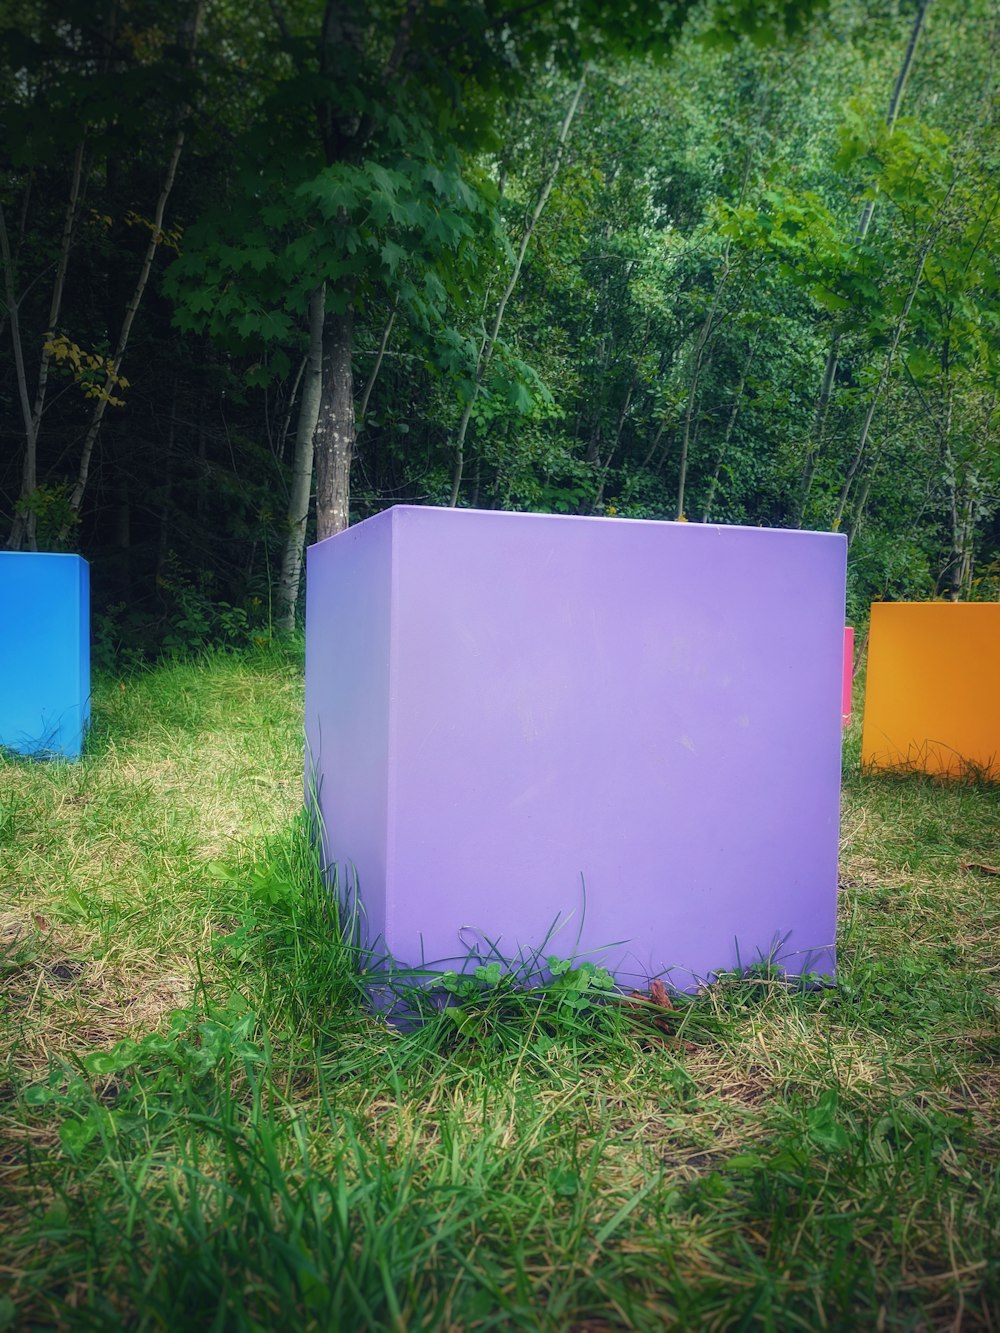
[168, 0, 827, 620]
[2, 0, 205, 551]
[792, 0, 933, 528]
[9, 0, 994, 657]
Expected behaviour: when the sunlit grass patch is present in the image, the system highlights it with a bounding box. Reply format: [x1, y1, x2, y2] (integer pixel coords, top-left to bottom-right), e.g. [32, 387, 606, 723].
[1, 643, 303, 954]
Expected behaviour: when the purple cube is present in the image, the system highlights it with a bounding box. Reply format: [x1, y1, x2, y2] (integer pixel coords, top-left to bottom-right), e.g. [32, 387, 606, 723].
[305, 507, 846, 989]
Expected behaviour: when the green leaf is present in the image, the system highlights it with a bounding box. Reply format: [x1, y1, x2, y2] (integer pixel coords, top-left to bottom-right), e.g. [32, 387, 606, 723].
[367, 163, 402, 201]
[59, 1114, 99, 1157]
[245, 248, 275, 274]
[302, 172, 360, 218]
[445, 1008, 478, 1034]
[550, 1169, 580, 1197]
[806, 1090, 851, 1152]
[62, 887, 89, 919]
[905, 347, 938, 380]
[807, 284, 852, 313]
[727, 1153, 767, 1171]
[380, 240, 406, 275]
[23, 1084, 56, 1107]
[83, 1046, 136, 1076]
[499, 378, 535, 413]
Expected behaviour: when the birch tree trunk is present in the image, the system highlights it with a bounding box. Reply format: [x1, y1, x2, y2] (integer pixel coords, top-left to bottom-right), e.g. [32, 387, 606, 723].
[831, 176, 957, 534]
[57, 0, 205, 543]
[793, 0, 932, 527]
[1, 204, 39, 550]
[276, 283, 325, 630]
[939, 361, 963, 599]
[675, 302, 721, 521]
[591, 363, 639, 511]
[3, 138, 86, 551]
[700, 327, 760, 523]
[448, 74, 586, 507]
[675, 127, 760, 522]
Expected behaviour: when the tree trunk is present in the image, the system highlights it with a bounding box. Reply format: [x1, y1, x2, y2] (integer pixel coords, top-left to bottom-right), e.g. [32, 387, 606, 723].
[1, 204, 38, 550]
[314, 299, 356, 541]
[674, 281, 752, 518]
[5, 138, 86, 550]
[275, 350, 307, 464]
[701, 328, 760, 523]
[449, 73, 586, 507]
[831, 176, 957, 534]
[675, 126, 763, 522]
[114, 436, 132, 603]
[592, 374, 636, 511]
[60, 127, 188, 540]
[793, 0, 932, 525]
[676, 323, 716, 521]
[957, 489, 976, 599]
[276, 282, 326, 630]
[357, 304, 396, 426]
[157, 382, 177, 581]
[939, 358, 963, 599]
[845, 441, 884, 546]
[58, 0, 204, 544]
[792, 333, 840, 528]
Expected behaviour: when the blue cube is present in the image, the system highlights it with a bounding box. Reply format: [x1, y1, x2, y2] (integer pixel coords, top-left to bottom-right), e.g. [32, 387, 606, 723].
[0, 552, 90, 759]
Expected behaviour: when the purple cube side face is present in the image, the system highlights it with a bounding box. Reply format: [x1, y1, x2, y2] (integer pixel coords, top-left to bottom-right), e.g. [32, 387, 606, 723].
[306, 508, 846, 989]
[305, 517, 393, 948]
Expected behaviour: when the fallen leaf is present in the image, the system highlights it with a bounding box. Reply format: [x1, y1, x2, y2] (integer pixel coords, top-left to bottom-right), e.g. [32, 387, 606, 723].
[962, 862, 1000, 877]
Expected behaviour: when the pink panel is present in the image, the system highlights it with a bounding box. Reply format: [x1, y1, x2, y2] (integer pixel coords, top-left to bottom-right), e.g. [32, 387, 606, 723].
[842, 626, 854, 726]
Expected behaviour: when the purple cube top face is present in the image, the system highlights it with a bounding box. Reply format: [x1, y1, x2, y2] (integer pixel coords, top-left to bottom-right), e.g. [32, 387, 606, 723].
[306, 507, 846, 990]
[0, 552, 90, 760]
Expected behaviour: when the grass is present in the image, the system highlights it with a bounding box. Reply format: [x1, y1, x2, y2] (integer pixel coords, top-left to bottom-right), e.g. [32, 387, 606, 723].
[1, 643, 998, 1330]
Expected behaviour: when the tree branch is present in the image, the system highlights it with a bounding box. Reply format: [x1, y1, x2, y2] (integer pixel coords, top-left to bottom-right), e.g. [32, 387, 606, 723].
[357, 303, 397, 425]
[449, 72, 586, 506]
[60, 1, 206, 540]
[0, 207, 35, 450]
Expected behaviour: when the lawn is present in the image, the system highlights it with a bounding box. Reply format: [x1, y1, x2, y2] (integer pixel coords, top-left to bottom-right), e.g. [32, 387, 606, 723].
[1, 644, 997, 1330]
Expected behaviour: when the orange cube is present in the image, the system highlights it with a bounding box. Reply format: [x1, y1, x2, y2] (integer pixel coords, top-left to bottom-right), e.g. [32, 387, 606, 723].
[862, 602, 1000, 778]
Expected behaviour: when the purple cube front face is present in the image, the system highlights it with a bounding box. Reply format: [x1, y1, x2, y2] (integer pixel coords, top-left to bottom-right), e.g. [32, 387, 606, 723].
[306, 507, 846, 989]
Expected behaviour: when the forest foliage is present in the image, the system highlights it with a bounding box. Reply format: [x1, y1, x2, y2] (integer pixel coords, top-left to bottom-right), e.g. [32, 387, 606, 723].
[1, 0, 997, 660]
